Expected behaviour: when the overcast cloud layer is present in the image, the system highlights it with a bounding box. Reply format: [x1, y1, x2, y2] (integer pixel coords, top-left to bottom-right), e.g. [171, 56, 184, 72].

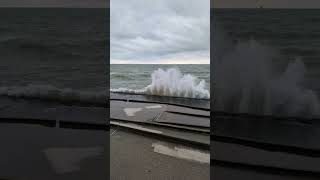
[111, 0, 210, 64]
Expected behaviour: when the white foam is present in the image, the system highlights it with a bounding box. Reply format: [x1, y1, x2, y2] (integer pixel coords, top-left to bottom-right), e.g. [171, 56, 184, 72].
[152, 142, 210, 164]
[110, 87, 146, 94]
[145, 105, 162, 109]
[123, 108, 143, 116]
[111, 68, 210, 99]
[0, 84, 106, 105]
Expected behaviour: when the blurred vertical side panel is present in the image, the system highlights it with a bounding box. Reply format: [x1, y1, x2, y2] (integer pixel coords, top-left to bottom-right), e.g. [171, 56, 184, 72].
[0, 0, 109, 180]
[211, 0, 320, 180]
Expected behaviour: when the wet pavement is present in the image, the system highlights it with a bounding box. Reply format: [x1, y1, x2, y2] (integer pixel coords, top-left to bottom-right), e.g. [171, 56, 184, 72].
[0, 97, 107, 180]
[0, 123, 107, 180]
[110, 96, 210, 179]
[110, 128, 209, 180]
[214, 113, 320, 151]
[212, 113, 320, 179]
[110, 100, 210, 128]
[110, 99, 210, 148]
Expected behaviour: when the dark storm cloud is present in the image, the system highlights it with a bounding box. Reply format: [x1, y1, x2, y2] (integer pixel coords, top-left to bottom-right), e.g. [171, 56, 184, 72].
[213, 0, 320, 8]
[0, 0, 108, 7]
[111, 0, 210, 64]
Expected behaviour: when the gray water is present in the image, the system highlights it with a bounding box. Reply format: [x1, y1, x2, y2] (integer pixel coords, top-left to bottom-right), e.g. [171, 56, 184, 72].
[0, 8, 108, 105]
[111, 64, 210, 89]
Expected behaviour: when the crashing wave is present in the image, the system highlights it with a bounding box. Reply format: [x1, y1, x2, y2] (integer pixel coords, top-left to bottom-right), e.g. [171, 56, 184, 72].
[111, 68, 210, 99]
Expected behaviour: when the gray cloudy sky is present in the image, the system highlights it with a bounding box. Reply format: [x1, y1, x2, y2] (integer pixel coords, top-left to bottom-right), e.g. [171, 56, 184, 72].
[213, 0, 320, 8]
[0, 0, 108, 7]
[111, 0, 210, 64]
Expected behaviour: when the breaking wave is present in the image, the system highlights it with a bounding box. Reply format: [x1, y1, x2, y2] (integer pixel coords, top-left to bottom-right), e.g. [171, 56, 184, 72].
[0, 84, 106, 105]
[111, 68, 210, 99]
[212, 28, 320, 118]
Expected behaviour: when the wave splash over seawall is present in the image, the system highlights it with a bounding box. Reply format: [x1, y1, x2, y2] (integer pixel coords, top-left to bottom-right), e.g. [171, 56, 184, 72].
[213, 35, 320, 118]
[111, 68, 210, 99]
